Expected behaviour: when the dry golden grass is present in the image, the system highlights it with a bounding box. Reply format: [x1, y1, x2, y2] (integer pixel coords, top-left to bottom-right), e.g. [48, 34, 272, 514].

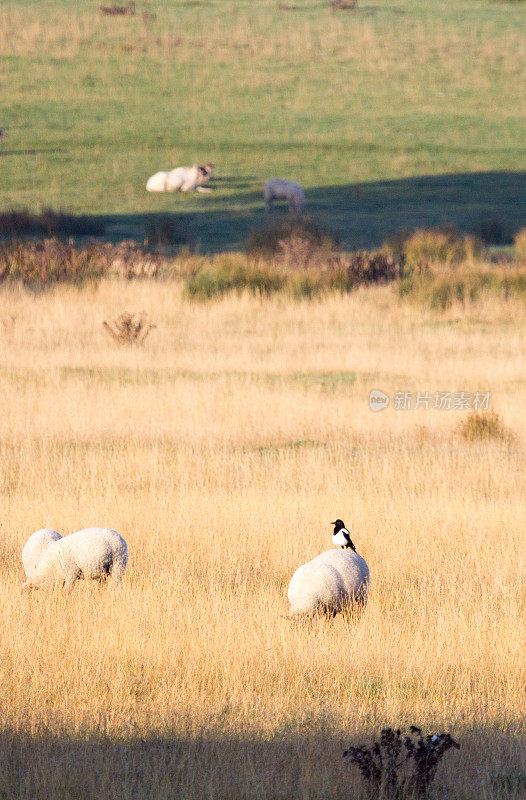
[0, 281, 525, 799]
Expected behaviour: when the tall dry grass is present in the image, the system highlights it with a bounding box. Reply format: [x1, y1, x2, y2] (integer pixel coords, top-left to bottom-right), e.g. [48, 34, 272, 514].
[0, 280, 524, 799]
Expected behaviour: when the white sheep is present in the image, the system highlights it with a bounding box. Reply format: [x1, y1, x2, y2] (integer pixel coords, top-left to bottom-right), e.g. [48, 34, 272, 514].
[22, 527, 128, 591]
[263, 179, 305, 212]
[287, 548, 369, 618]
[146, 164, 214, 192]
[22, 528, 63, 581]
[146, 170, 172, 192]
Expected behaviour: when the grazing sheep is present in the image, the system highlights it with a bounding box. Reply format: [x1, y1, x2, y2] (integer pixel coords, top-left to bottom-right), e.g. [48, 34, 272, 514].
[263, 179, 305, 212]
[287, 548, 369, 619]
[146, 164, 214, 193]
[22, 528, 62, 581]
[22, 527, 128, 591]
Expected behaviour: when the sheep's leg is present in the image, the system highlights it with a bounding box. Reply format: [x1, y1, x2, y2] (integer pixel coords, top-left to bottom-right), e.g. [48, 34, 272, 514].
[320, 605, 337, 620]
[62, 573, 80, 593]
[109, 557, 127, 586]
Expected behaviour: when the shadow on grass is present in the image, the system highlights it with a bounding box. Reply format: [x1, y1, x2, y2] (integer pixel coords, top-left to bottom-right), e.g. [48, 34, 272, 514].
[0, 725, 523, 800]
[113, 170, 526, 252]
[0, 148, 66, 157]
[2, 171, 525, 253]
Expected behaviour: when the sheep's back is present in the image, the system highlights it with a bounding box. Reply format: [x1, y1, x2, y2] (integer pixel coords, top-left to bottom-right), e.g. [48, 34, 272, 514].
[265, 179, 302, 198]
[287, 549, 369, 616]
[64, 528, 128, 578]
[146, 171, 170, 191]
[166, 167, 187, 190]
[313, 549, 369, 599]
[288, 560, 345, 615]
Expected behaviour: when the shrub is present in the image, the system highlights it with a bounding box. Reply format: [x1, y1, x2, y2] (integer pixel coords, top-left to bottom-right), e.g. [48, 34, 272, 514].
[103, 311, 156, 344]
[286, 271, 325, 299]
[343, 726, 460, 800]
[386, 225, 482, 268]
[246, 216, 338, 264]
[514, 227, 526, 261]
[429, 280, 453, 310]
[107, 241, 159, 278]
[330, 0, 357, 8]
[477, 217, 511, 245]
[99, 2, 136, 15]
[458, 411, 513, 443]
[145, 215, 189, 249]
[398, 261, 526, 309]
[345, 250, 402, 284]
[0, 239, 158, 286]
[184, 249, 404, 300]
[384, 227, 413, 262]
[185, 244, 404, 300]
[244, 218, 404, 295]
[185, 255, 285, 299]
[0, 239, 105, 286]
[316, 251, 403, 294]
[405, 226, 482, 267]
[185, 261, 245, 299]
[273, 233, 336, 271]
[0, 208, 105, 238]
[505, 273, 526, 294]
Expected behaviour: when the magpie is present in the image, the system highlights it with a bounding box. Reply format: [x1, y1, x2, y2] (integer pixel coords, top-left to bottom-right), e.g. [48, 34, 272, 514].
[331, 519, 356, 550]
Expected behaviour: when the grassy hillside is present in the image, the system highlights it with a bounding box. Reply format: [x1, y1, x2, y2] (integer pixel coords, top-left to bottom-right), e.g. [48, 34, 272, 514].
[1, 0, 525, 249]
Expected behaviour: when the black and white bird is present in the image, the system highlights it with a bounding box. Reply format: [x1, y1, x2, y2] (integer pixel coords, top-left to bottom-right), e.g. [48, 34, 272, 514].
[331, 519, 356, 550]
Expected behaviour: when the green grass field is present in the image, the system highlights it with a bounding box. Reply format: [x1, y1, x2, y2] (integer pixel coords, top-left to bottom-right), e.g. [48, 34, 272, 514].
[1, 0, 525, 250]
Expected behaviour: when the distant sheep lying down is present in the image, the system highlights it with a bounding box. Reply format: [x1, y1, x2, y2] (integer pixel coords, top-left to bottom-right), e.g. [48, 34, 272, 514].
[287, 548, 369, 619]
[22, 527, 128, 591]
[146, 163, 214, 192]
[264, 179, 305, 212]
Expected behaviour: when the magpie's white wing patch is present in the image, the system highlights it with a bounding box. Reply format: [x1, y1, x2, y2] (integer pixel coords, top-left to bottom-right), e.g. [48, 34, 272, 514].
[332, 528, 351, 547]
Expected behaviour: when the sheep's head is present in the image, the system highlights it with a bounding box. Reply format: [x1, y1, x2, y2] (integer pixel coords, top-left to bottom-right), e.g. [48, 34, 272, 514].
[22, 529, 61, 580]
[197, 163, 214, 184]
